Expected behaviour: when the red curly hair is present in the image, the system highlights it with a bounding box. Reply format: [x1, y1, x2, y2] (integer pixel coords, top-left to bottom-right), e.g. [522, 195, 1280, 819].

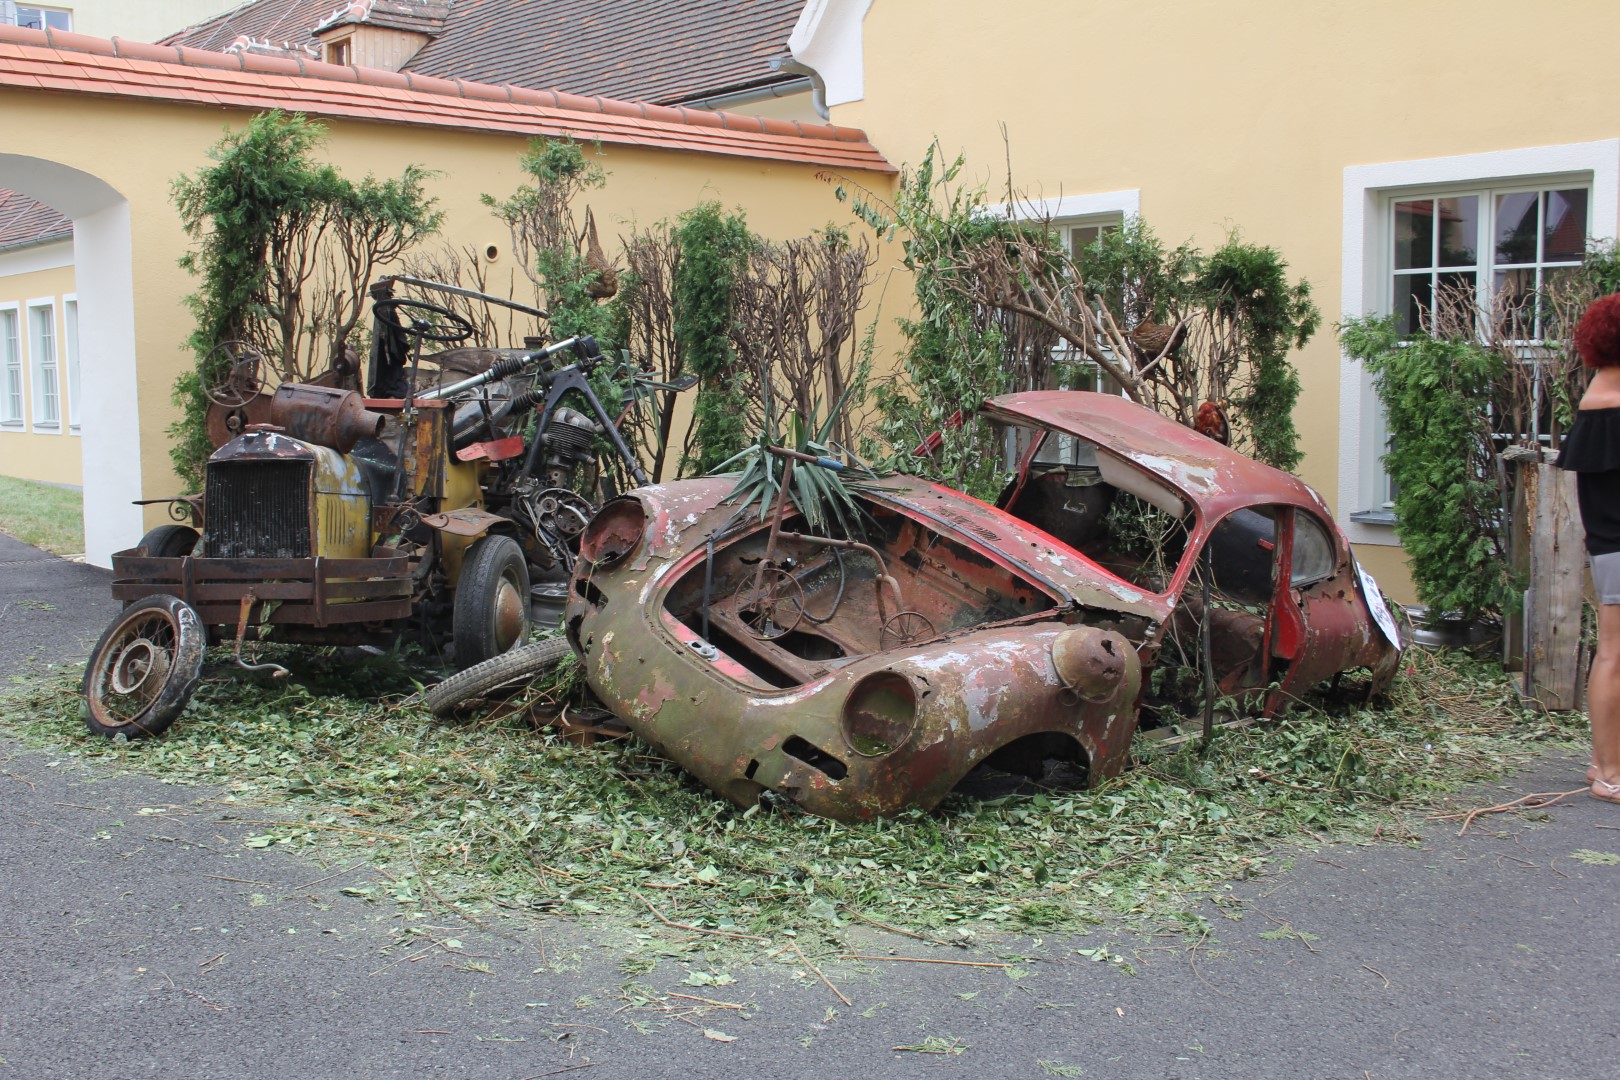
[1575, 293, 1620, 368]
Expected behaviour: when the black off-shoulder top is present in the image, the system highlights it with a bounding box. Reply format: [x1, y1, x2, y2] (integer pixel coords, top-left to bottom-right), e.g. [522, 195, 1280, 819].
[1556, 406, 1620, 555]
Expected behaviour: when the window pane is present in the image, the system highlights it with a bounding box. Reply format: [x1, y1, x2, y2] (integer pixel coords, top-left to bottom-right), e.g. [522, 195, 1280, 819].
[1290, 513, 1336, 589]
[1436, 196, 1479, 267]
[65, 300, 80, 429]
[1493, 268, 1539, 340]
[1393, 200, 1434, 270]
[1394, 273, 1431, 335]
[1494, 191, 1539, 265]
[1540, 265, 1578, 340]
[1436, 271, 1477, 313]
[45, 10, 70, 30]
[1544, 188, 1588, 262]
[1069, 226, 1100, 260]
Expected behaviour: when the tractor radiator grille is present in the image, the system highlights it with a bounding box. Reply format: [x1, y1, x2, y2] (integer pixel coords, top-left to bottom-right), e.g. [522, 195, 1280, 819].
[204, 460, 312, 558]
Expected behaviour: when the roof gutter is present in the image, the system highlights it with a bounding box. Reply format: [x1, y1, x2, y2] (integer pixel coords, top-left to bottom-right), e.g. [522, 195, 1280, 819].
[674, 75, 816, 116]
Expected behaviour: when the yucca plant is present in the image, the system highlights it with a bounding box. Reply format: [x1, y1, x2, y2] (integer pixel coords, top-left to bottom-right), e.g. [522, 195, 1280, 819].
[711, 383, 879, 538]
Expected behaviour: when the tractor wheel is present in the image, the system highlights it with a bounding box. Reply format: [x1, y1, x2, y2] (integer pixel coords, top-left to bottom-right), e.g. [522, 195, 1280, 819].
[426, 637, 572, 716]
[81, 594, 205, 739]
[452, 534, 531, 670]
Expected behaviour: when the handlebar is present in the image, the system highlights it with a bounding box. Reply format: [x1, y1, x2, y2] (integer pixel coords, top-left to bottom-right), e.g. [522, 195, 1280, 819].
[416, 335, 600, 402]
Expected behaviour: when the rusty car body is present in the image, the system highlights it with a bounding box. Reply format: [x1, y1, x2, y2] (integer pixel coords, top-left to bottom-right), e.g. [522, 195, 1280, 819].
[563, 391, 1403, 822]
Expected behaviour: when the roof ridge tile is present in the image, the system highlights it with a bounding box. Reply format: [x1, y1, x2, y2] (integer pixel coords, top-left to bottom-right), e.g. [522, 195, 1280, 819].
[110, 38, 184, 65]
[41, 28, 115, 56]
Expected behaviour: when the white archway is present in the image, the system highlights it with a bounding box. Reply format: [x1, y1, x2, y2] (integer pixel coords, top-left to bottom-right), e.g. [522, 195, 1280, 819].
[1, 154, 140, 566]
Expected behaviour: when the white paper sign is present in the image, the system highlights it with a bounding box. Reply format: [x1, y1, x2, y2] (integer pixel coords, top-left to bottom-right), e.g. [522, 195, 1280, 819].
[1354, 559, 1403, 650]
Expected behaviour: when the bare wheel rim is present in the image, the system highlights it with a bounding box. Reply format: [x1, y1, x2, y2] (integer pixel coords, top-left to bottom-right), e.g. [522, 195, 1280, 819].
[90, 612, 179, 727]
[493, 571, 527, 653]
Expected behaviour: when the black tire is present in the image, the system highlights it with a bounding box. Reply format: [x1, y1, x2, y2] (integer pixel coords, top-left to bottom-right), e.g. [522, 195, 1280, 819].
[137, 524, 199, 558]
[81, 594, 206, 739]
[452, 534, 532, 670]
[426, 637, 573, 716]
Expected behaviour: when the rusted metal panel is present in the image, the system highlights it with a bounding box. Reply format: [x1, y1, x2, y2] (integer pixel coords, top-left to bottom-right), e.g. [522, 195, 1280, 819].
[567, 390, 1403, 821]
[109, 549, 414, 628]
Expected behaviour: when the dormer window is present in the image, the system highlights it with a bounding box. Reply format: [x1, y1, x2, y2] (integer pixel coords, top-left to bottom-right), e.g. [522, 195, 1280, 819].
[325, 36, 352, 66]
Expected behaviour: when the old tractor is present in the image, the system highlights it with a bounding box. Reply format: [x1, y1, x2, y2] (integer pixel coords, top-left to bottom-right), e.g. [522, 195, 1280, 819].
[82, 277, 647, 738]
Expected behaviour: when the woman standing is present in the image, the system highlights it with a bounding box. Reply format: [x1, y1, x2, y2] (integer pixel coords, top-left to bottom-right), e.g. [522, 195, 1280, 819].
[1557, 293, 1620, 803]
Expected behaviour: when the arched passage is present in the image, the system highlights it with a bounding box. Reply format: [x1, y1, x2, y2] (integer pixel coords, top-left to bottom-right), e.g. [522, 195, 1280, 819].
[0, 154, 141, 565]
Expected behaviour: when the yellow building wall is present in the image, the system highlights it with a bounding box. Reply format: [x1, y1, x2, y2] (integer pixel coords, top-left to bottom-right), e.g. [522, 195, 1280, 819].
[0, 89, 895, 544]
[827, 0, 1620, 603]
[0, 253, 82, 487]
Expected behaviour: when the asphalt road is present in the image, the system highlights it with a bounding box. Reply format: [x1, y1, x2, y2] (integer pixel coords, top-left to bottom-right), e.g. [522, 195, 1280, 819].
[1, 532, 1617, 1079]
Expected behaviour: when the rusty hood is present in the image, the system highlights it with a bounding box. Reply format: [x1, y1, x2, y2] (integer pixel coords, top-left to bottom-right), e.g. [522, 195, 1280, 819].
[981, 391, 1334, 520]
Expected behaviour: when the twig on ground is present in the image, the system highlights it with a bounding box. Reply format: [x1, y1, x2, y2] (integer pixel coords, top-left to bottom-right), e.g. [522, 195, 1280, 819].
[840, 906, 964, 947]
[1362, 964, 1391, 989]
[1447, 788, 1587, 835]
[634, 892, 768, 942]
[793, 940, 852, 1006]
[288, 861, 368, 892]
[841, 955, 1008, 969]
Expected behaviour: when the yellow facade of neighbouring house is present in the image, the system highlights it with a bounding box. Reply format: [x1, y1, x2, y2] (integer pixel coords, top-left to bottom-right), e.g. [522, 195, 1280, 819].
[787, 0, 1620, 600]
[0, 26, 895, 564]
[0, 240, 80, 487]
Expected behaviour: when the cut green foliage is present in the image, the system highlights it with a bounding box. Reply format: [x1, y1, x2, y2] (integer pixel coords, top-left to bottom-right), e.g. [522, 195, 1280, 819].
[1570, 849, 1620, 866]
[0, 476, 83, 555]
[3, 647, 1575, 956]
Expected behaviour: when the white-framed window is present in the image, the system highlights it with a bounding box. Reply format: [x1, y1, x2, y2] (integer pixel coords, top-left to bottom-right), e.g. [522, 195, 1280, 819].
[1338, 140, 1620, 544]
[1389, 185, 1588, 340]
[28, 298, 59, 429]
[3, 4, 71, 31]
[64, 295, 80, 432]
[0, 303, 21, 427]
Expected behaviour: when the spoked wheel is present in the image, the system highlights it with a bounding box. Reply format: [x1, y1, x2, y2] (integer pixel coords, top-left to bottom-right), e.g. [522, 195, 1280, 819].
[81, 595, 206, 739]
[880, 610, 937, 649]
[733, 568, 804, 640]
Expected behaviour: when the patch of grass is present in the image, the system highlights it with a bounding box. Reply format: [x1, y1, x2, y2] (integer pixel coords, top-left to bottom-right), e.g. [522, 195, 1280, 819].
[0, 475, 84, 555]
[3, 646, 1580, 953]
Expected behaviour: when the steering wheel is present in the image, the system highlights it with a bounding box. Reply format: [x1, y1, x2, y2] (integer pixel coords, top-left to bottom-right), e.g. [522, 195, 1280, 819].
[372, 297, 477, 343]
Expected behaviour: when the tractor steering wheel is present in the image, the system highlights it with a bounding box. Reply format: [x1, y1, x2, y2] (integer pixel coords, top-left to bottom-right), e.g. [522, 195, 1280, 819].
[373, 297, 477, 343]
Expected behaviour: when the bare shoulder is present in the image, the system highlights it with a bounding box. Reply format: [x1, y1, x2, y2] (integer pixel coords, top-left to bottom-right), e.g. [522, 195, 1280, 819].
[1580, 368, 1620, 409]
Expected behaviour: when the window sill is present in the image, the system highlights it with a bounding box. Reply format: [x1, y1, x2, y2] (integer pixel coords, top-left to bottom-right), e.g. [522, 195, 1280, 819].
[32, 422, 60, 433]
[1349, 509, 1397, 527]
[0, 422, 25, 431]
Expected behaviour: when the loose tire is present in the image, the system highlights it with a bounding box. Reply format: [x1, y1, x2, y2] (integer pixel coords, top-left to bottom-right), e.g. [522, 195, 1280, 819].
[426, 637, 572, 716]
[452, 534, 531, 670]
[136, 524, 200, 558]
[82, 594, 206, 739]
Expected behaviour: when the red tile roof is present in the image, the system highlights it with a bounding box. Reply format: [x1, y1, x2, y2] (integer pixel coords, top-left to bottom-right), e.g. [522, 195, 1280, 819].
[0, 187, 71, 252]
[161, 0, 807, 107]
[0, 25, 893, 174]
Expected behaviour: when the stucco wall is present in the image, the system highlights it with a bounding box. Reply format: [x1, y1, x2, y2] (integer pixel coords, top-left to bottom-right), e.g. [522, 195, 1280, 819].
[0, 247, 80, 486]
[0, 87, 895, 560]
[66, 1, 228, 43]
[826, 0, 1620, 602]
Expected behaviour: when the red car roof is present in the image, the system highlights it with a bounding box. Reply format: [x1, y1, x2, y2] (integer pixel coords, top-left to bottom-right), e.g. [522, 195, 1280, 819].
[981, 391, 1332, 520]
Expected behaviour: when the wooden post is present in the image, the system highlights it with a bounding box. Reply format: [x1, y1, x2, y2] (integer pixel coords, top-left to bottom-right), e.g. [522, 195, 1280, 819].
[1523, 463, 1585, 711]
[1502, 455, 1534, 671]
